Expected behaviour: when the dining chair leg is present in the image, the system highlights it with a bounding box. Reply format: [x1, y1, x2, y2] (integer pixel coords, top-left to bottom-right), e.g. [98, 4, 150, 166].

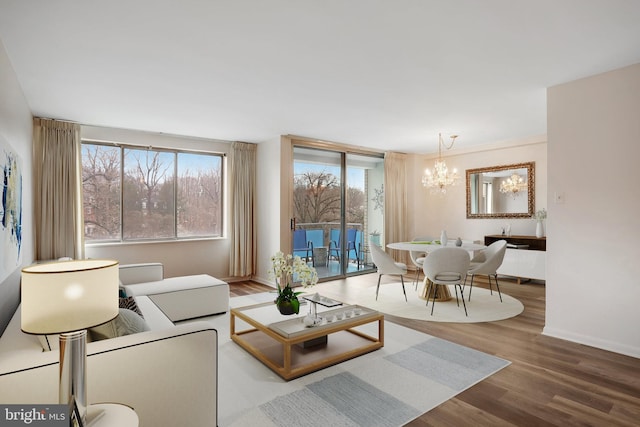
[414, 269, 421, 290]
[400, 275, 407, 302]
[430, 291, 436, 315]
[467, 274, 475, 301]
[428, 283, 436, 315]
[490, 274, 503, 302]
[454, 285, 460, 307]
[376, 275, 382, 300]
[457, 284, 468, 316]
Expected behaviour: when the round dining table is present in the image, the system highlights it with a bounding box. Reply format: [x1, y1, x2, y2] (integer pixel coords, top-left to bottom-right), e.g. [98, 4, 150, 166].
[386, 241, 486, 301]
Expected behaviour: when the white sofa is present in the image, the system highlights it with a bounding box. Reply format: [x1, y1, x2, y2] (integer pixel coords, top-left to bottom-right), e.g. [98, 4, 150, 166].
[119, 263, 230, 321]
[0, 263, 222, 427]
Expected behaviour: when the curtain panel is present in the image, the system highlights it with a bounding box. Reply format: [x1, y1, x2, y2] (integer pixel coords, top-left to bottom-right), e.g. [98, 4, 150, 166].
[228, 141, 257, 277]
[383, 151, 409, 264]
[33, 118, 84, 261]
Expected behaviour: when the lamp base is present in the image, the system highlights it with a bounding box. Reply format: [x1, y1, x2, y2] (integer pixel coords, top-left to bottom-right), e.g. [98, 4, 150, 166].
[59, 330, 87, 426]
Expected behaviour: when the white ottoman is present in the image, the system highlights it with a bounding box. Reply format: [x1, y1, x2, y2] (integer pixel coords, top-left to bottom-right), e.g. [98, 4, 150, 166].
[124, 274, 230, 322]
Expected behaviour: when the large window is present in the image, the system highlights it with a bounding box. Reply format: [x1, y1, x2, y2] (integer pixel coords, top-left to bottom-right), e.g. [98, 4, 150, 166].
[292, 146, 383, 279]
[82, 142, 223, 242]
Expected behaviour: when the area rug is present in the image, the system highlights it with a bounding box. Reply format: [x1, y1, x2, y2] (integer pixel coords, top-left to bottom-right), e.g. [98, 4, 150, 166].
[322, 283, 524, 323]
[203, 294, 511, 426]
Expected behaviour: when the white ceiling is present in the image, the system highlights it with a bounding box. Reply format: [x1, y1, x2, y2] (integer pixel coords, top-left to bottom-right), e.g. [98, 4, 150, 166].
[1, 0, 640, 153]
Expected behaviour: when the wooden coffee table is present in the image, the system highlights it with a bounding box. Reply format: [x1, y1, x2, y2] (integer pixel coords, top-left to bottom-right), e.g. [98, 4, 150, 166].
[230, 301, 384, 380]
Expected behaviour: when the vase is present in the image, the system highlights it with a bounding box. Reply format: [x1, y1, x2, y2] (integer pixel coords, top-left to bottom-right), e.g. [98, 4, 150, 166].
[536, 220, 544, 238]
[276, 297, 300, 315]
[440, 230, 448, 246]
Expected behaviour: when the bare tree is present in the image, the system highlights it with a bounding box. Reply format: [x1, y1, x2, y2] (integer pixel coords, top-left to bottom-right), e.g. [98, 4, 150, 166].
[177, 168, 221, 236]
[82, 143, 223, 241]
[293, 170, 365, 226]
[346, 186, 365, 225]
[123, 149, 173, 238]
[293, 171, 341, 224]
[82, 145, 120, 239]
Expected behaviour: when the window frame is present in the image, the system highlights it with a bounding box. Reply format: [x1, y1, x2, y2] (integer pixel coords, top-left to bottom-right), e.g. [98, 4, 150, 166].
[82, 140, 225, 244]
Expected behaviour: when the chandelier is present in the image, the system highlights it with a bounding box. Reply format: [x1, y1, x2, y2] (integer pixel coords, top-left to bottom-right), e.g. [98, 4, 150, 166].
[499, 173, 527, 197]
[422, 133, 459, 194]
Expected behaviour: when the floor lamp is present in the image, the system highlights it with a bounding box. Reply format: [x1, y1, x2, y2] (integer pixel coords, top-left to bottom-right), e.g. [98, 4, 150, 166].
[21, 259, 119, 426]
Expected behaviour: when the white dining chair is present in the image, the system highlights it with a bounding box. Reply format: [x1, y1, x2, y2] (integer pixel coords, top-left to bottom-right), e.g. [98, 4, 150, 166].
[422, 247, 470, 316]
[409, 236, 432, 290]
[465, 239, 507, 302]
[369, 240, 408, 301]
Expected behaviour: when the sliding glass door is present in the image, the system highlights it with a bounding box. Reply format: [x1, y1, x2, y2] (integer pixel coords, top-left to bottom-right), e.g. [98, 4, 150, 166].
[292, 146, 383, 281]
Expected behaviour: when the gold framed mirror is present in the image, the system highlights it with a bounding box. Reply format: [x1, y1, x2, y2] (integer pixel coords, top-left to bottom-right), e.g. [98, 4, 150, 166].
[466, 162, 534, 218]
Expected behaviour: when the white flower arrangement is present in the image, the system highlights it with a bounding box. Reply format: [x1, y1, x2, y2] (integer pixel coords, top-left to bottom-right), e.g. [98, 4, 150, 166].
[269, 252, 318, 289]
[269, 252, 318, 314]
[532, 208, 547, 221]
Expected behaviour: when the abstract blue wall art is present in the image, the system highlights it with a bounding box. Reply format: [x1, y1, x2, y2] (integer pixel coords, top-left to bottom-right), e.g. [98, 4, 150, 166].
[1, 136, 22, 282]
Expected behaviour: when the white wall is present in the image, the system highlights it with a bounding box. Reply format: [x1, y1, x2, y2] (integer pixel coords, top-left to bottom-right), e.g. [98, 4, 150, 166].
[82, 125, 234, 280]
[545, 63, 640, 358]
[0, 39, 34, 333]
[255, 137, 282, 285]
[407, 138, 547, 243]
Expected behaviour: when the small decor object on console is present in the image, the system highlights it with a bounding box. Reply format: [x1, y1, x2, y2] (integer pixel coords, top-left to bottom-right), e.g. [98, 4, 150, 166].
[455, 237, 463, 247]
[440, 230, 448, 246]
[532, 208, 547, 238]
[270, 252, 318, 315]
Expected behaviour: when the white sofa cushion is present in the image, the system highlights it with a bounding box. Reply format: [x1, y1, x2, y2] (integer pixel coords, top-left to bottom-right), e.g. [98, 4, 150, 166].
[119, 262, 163, 285]
[89, 308, 150, 341]
[123, 274, 230, 321]
[133, 296, 175, 330]
[123, 274, 227, 296]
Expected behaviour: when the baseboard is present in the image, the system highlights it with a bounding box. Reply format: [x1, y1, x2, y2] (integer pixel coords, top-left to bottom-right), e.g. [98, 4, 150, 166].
[542, 326, 640, 359]
[249, 276, 275, 287]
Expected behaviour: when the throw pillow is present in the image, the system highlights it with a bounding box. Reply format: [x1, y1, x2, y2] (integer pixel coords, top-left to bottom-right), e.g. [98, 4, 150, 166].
[119, 296, 144, 318]
[89, 308, 150, 341]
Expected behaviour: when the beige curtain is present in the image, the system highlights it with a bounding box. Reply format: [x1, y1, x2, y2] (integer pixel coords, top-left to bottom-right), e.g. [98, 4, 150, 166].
[33, 118, 84, 261]
[383, 151, 409, 264]
[228, 141, 257, 277]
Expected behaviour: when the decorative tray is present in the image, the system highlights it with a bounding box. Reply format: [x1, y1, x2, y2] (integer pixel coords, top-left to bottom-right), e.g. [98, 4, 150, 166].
[301, 293, 342, 307]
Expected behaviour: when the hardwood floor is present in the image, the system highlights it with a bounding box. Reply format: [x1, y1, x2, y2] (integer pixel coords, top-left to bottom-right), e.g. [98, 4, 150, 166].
[229, 274, 640, 426]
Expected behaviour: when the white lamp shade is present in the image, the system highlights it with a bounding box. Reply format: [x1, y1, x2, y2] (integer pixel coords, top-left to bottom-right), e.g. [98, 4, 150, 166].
[21, 259, 119, 334]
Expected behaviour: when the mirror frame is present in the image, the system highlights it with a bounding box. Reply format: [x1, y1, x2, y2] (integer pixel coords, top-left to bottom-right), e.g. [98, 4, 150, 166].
[466, 162, 535, 219]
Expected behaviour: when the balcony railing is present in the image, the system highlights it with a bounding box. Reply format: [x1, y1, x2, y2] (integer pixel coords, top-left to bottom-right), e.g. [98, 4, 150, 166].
[294, 222, 377, 276]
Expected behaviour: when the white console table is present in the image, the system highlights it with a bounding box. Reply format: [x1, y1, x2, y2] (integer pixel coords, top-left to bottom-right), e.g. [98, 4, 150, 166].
[485, 235, 546, 283]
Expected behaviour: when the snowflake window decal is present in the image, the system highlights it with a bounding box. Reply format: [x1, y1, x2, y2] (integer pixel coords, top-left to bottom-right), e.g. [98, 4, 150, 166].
[372, 184, 384, 213]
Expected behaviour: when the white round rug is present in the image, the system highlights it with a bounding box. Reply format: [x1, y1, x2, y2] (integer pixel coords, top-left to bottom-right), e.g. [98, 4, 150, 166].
[354, 283, 524, 323]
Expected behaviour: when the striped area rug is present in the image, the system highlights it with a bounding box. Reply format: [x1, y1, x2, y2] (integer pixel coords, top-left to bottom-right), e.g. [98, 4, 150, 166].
[209, 294, 510, 427]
